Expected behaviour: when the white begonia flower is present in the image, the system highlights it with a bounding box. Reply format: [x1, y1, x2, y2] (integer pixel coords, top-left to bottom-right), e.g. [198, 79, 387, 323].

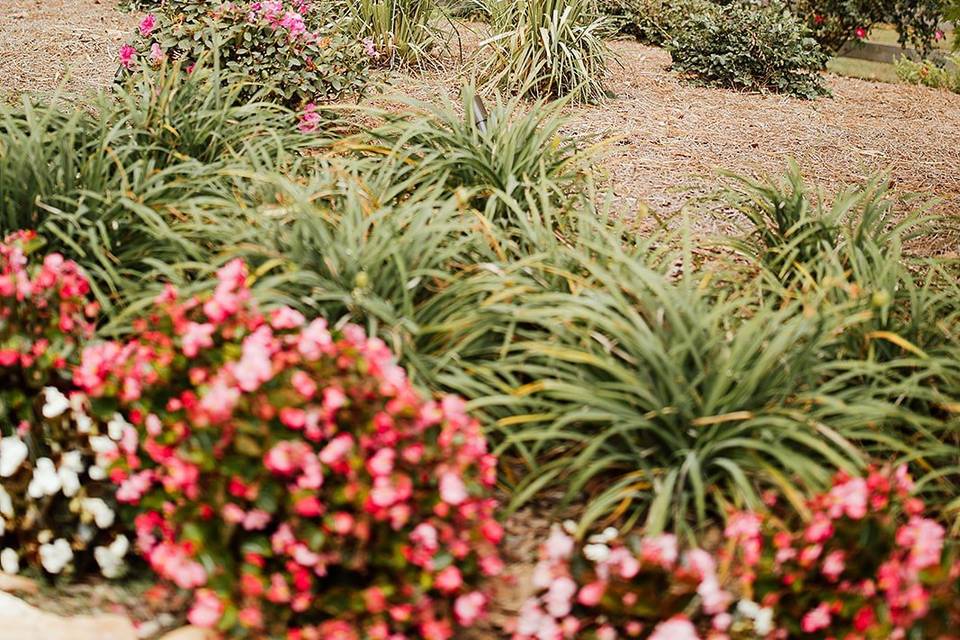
[0, 485, 12, 518]
[58, 451, 84, 498]
[81, 497, 115, 529]
[737, 599, 761, 619]
[107, 413, 131, 441]
[28, 458, 62, 499]
[74, 412, 93, 434]
[755, 607, 774, 635]
[0, 436, 28, 478]
[0, 548, 18, 575]
[561, 520, 578, 535]
[88, 465, 107, 481]
[89, 435, 118, 455]
[588, 526, 619, 545]
[39, 538, 73, 574]
[94, 535, 129, 579]
[42, 387, 70, 419]
[583, 543, 611, 563]
[70, 394, 93, 433]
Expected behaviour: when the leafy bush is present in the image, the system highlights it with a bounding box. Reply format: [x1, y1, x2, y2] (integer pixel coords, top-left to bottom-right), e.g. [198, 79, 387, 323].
[600, 0, 718, 45]
[478, 0, 611, 103]
[786, 0, 946, 54]
[896, 55, 960, 93]
[0, 231, 128, 579]
[348, 0, 446, 67]
[668, 3, 829, 98]
[124, 1, 372, 109]
[76, 259, 503, 637]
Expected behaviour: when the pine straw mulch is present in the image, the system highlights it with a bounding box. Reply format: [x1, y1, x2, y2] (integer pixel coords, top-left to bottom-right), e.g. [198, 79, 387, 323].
[384, 26, 960, 255]
[0, 0, 136, 103]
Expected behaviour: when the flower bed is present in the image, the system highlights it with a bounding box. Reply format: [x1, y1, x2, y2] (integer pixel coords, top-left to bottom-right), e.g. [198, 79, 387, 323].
[514, 466, 959, 639]
[0, 231, 128, 579]
[75, 258, 503, 638]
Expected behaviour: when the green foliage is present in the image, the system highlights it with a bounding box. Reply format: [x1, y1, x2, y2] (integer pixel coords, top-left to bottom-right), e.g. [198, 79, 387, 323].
[348, 0, 447, 67]
[668, 3, 829, 98]
[896, 55, 960, 93]
[478, 0, 611, 103]
[599, 0, 718, 45]
[787, 0, 947, 54]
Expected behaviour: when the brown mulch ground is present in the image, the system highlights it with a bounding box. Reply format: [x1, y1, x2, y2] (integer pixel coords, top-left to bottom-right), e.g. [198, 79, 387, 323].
[0, 0, 136, 103]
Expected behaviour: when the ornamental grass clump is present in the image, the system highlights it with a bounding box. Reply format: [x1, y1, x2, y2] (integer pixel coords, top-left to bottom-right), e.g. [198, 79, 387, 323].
[348, 0, 447, 68]
[0, 231, 129, 579]
[75, 258, 504, 638]
[479, 0, 610, 103]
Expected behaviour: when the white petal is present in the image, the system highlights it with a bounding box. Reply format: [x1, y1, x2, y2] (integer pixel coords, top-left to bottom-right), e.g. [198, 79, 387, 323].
[0, 437, 28, 478]
[0, 548, 18, 575]
[42, 387, 70, 419]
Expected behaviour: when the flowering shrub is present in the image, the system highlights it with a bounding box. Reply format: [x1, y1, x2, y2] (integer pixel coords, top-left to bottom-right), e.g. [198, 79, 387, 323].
[786, 0, 945, 54]
[513, 524, 746, 639]
[76, 258, 503, 638]
[0, 231, 129, 579]
[726, 466, 957, 638]
[600, 0, 718, 46]
[122, 1, 372, 110]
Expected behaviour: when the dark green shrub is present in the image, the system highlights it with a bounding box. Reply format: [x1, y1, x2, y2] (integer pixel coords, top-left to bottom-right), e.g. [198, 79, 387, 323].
[668, 3, 829, 98]
[600, 0, 718, 45]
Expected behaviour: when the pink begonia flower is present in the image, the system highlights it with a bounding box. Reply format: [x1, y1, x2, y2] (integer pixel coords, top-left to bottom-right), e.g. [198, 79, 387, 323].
[298, 317, 333, 359]
[187, 589, 224, 628]
[804, 514, 834, 543]
[650, 616, 699, 640]
[801, 603, 832, 633]
[319, 433, 353, 466]
[828, 477, 868, 520]
[139, 14, 157, 37]
[270, 306, 305, 329]
[577, 580, 605, 606]
[855, 26, 867, 39]
[639, 533, 678, 567]
[435, 566, 462, 593]
[697, 574, 732, 614]
[363, 37, 380, 59]
[439, 471, 468, 505]
[821, 550, 846, 582]
[119, 44, 137, 70]
[454, 591, 486, 626]
[232, 326, 275, 392]
[896, 517, 945, 571]
[544, 575, 577, 618]
[366, 448, 396, 477]
[181, 322, 215, 357]
[149, 42, 164, 64]
[544, 525, 574, 561]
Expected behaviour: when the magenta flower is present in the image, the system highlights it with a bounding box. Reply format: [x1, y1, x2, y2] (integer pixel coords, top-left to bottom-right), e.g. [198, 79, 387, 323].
[119, 44, 137, 70]
[139, 14, 157, 37]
